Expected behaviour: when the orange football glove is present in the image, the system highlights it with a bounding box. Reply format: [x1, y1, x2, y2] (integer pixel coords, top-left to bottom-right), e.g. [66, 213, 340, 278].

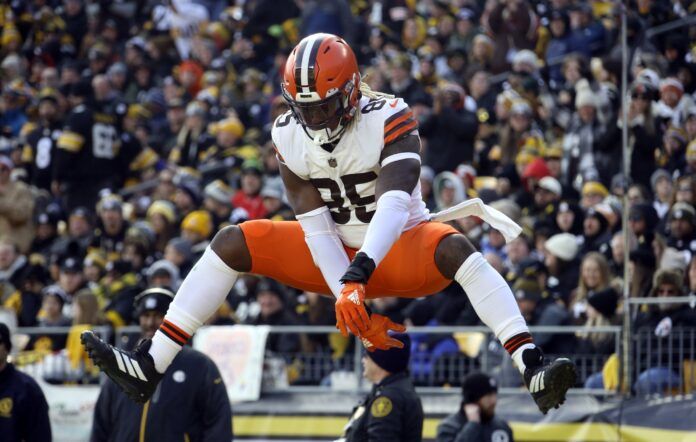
[359, 314, 407, 352]
[335, 282, 370, 337]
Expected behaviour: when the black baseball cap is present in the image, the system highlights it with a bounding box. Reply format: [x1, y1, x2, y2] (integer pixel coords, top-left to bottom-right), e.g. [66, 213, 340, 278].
[133, 287, 175, 317]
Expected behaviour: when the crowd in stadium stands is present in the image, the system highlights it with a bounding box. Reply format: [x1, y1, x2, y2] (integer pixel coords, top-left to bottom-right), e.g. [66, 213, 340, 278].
[1, 0, 696, 391]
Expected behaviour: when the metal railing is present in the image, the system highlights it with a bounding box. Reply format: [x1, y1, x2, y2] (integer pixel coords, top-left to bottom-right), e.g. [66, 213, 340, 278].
[625, 297, 696, 396]
[14, 320, 696, 397]
[12, 326, 111, 383]
[112, 324, 621, 393]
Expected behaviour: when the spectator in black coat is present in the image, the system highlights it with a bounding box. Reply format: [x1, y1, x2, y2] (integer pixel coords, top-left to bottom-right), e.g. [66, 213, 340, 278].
[581, 207, 612, 254]
[0, 322, 52, 442]
[512, 278, 574, 356]
[340, 334, 423, 442]
[384, 54, 430, 111]
[436, 372, 513, 442]
[420, 83, 479, 174]
[666, 203, 696, 258]
[632, 269, 696, 395]
[624, 82, 662, 190]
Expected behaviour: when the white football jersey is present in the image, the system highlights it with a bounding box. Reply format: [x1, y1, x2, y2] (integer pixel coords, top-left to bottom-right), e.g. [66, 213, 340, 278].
[272, 96, 430, 248]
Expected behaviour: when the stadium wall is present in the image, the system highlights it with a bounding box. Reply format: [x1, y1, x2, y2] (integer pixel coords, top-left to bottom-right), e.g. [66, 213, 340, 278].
[40, 381, 695, 442]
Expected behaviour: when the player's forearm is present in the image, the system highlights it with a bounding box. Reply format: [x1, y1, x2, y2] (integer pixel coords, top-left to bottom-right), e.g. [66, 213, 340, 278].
[358, 190, 411, 266]
[297, 206, 350, 298]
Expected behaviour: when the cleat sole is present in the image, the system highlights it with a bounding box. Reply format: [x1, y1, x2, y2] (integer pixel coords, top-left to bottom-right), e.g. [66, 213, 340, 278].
[536, 359, 577, 414]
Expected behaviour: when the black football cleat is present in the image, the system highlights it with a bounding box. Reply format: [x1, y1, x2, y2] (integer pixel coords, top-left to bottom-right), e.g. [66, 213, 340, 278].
[81, 330, 163, 403]
[522, 347, 577, 414]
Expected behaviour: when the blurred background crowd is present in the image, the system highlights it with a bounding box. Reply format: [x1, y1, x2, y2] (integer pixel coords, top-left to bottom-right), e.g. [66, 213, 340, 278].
[1, 0, 696, 391]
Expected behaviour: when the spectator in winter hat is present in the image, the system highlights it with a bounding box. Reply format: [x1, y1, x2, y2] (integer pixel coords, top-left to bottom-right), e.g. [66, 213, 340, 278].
[581, 207, 611, 254]
[58, 256, 86, 298]
[437, 372, 512, 442]
[659, 247, 688, 273]
[667, 203, 696, 254]
[657, 77, 694, 127]
[203, 180, 234, 229]
[39, 285, 71, 329]
[207, 117, 245, 161]
[512, 278, 543, 323]
[174, 179, 202, 217]
[581, 181, 608, 208]
[555, 200, 585, 236]
[340, 332, 422, 442]
[180, 210, 212, 259]
[628, 203, 659, 246]
[542, 142, 564, 183]
[650, 169, 674, 219]
[261, 181, 293, 221]
[544, 233, 580, 302]
[164, 237, 193, 277]
[147, 200, 178, 253]
[649, 268, 685, 302]
[674, 175, 696, 206]
[0, 322, 52, 441]
[145, 260, 181, 290]
[528, 176, 562, 223]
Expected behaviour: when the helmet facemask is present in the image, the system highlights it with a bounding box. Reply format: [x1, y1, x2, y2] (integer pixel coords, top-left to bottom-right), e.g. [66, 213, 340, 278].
[282, 78, 358, 146]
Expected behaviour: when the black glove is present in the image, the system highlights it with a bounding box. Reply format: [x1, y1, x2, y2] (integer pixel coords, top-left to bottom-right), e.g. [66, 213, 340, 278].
[340, 252, 376, 284]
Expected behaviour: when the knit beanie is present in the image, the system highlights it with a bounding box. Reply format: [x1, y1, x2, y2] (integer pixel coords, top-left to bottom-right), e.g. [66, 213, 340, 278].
[462, 372, 498, 403]
[367, 334, 411, 374]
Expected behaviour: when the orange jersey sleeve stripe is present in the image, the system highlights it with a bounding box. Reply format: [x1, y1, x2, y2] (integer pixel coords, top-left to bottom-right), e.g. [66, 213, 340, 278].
[384, 110, 413, 135]
[384, 120, 418, 145]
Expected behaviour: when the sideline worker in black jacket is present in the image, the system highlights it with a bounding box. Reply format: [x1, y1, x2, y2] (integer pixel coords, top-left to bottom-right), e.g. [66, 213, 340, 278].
[0, 322, 52, 441]
[339, 333, 423, 442]
[436, 372, 513, 442]
[91, 287, 232, 441]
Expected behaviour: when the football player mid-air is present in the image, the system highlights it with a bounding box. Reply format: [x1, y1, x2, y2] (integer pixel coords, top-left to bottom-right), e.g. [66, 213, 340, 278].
[83, 33, 576, 414]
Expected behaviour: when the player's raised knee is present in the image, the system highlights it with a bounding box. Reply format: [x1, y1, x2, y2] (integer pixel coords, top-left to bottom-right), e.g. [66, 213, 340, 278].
[434, 233, 478, 279]
[210, 225, 252, 272]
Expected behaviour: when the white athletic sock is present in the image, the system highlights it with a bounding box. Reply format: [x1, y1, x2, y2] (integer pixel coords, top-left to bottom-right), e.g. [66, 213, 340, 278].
[454, 252, 534, 374]
[149, 246, 239, 373]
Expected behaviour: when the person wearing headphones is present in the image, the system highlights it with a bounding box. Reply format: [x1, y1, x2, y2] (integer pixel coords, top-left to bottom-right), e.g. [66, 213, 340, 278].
[91, 287, 232, 441]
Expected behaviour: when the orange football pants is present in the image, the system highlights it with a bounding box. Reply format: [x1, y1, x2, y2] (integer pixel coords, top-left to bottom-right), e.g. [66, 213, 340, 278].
[239, 220, 458, 298]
